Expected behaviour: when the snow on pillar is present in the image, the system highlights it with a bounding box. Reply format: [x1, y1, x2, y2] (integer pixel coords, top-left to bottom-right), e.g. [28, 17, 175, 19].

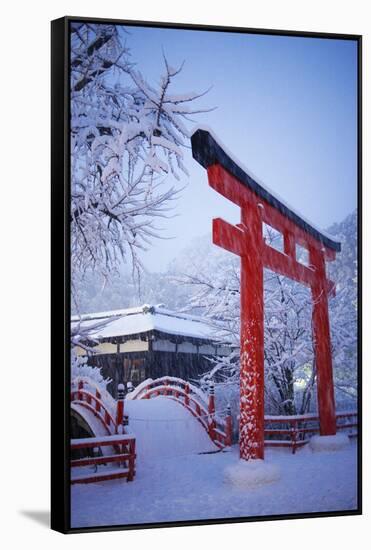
[208, 171, 265, 460]
[310, 247, 337, 435]
[240, 206, 265, 460]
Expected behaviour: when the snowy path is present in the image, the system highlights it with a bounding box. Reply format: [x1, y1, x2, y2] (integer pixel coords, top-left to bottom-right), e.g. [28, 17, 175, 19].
[71, 441, 358, 528]
[124, 397, 218, 463]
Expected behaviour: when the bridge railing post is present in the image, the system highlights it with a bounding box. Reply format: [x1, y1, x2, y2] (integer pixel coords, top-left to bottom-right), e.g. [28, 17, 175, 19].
[208, 382, 216, 441]
[291, 420, 298, 454]
[95, 389, 101, 412]
[128, 438, 136, 481]
[184, 383, 190, 406]
[104, 410, 111, 429]
[225, 404, 233, 447]
[77, 379, 84, 401]
[116, 383, 125, 434]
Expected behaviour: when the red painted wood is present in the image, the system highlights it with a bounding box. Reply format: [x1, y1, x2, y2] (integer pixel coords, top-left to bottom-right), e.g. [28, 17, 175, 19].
[73, 389, 116, 433]
[336, 412, 357, 419]
[284, 230, 296, 258]
[116, 399, 124, 433]
[225, 414, 233, 447]
[264, 411, 357, 452]
[310, 246, 337, 435]
[208, 391, 216, 441]
[213, 218, 246, 256]
[291, 420, 299, 454]
[240, 206, 265, 460]
[71, 436, 135, 449]
[71, 435, 136, 484]
[262, 242, 314, 287]
[264, 428, 296, 435]
[206, 161, 339, 460]
[265, 440, 308, 450]
[208, 164, 333, 254]
[71, 470, 131, 484]
[184, 383, 190, 406]
[71, 453, 134, 468]
[207, 164, 246, 207]
[337, 423, 358, 429]
[95, 390, 101, 412]
[140, 386, 210, 425]
[104, 410, 111, 427]
[128, 439, 136, 481]
[77, 379, 83, 401]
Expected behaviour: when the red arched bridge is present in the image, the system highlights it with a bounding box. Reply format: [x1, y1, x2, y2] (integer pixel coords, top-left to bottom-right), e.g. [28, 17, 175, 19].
[70, 375, 357, 484]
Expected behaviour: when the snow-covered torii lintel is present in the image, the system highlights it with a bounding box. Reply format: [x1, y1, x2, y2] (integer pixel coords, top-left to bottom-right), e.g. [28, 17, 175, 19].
[191, 128, 341, 461]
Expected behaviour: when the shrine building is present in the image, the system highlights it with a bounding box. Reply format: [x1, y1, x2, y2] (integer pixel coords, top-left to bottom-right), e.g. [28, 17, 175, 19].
[72, 304, 231, 397]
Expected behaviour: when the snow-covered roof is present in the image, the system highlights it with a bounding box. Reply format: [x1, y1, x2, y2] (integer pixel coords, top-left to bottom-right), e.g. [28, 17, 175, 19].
[71, 305, 220, 342]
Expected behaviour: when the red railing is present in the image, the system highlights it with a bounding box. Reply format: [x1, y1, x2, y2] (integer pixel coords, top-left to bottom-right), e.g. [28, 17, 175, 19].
[71, 381, 117, 434]
[264, 410, 358, 454]
[71, 434, 136, 484]
[130, 377, 233, 449]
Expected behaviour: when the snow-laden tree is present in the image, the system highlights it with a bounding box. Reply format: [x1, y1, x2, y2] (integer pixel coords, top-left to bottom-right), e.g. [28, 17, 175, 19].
[327, 211, 358, 407]
[71, 349, 112, 392]
[181, 227, 315, 416]
[70, 22, 210, 308]
[263, 271, 314, 415]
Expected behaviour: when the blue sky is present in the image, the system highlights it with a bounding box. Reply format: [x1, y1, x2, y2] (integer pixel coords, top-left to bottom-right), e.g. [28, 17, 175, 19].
[119, 25, 358, 271]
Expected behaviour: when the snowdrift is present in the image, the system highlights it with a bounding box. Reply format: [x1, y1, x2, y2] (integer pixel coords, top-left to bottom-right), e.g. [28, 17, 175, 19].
[224, 459, 280, 489]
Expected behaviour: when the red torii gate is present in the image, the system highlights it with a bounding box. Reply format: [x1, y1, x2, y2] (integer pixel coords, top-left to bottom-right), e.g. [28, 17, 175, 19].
[191, 129, 341, 461]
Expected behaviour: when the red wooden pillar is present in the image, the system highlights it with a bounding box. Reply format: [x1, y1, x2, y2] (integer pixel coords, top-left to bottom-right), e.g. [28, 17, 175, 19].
[310, 247, 337, 435]
[239, 207, 265, 460]
[191, 129, 341, 460]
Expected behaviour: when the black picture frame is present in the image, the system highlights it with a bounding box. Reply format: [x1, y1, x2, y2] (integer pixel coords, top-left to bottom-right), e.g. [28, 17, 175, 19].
[51, 15, 362, 534]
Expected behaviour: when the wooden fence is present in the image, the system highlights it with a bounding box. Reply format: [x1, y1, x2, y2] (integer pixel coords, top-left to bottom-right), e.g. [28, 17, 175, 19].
[71, 434, 136, 484]
[264, 411, 357, 454]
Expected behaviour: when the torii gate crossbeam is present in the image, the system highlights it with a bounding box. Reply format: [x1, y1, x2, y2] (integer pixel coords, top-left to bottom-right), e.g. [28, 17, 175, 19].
[191, 129, 341, 461]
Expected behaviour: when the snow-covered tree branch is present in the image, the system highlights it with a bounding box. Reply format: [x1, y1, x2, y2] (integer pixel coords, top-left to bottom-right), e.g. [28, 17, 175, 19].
[70, 23, 211, 310]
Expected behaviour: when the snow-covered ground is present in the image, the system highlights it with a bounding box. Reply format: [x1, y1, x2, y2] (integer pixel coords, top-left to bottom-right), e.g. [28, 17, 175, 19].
[71, 398, 357, 527]
[124, 397, 218, 461]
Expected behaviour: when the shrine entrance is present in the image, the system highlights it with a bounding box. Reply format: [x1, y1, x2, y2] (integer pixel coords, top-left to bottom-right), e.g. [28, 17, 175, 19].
[191, 129, 341, 460]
